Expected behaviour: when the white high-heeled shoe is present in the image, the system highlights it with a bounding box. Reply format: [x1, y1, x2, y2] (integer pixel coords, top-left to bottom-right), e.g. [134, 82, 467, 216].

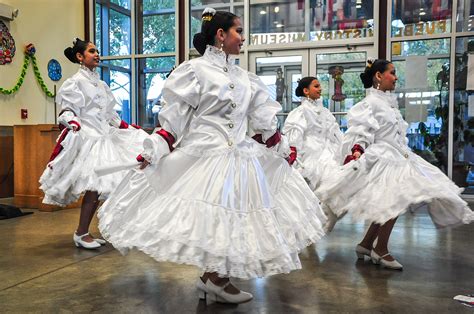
[370, 250, 403, 270]
[73, 232, 101, 249]
[92, 237, 106, 245]
[355, 244, 371, 259]
[196, 278, 208, 299]
[200, 279, 253, 304]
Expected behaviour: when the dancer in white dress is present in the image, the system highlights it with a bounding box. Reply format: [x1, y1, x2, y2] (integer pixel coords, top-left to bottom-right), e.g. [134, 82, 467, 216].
[317, 59, 474, 270]
[283, 77, 343, 231]
[98, 9, 327, 304]
[39, 39, 148, 249]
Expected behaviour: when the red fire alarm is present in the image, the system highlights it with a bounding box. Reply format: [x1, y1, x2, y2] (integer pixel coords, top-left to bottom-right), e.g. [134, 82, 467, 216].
[21, 109, 28, 119]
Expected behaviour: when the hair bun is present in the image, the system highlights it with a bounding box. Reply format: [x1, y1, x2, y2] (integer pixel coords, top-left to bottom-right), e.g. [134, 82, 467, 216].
[193, 32, 208, 56]
[64, 47, 77, 64]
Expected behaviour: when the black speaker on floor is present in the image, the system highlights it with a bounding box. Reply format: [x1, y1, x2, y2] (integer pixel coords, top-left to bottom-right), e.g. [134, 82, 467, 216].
[0, 204, 33, 220]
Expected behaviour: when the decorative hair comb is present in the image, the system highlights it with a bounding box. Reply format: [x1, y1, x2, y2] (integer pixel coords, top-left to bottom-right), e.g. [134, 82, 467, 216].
[366, 57, 376, 68]
[72, 37, 78, 45]
[202, 7, 216, 22]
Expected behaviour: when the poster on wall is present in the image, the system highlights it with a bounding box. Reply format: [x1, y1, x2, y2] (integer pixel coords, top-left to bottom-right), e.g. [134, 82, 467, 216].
[406, 56, 428, 90]
[0, 20, 16, 65]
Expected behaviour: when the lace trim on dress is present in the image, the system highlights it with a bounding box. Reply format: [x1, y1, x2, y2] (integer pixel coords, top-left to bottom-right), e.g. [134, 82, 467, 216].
[204, 45, 236, 67]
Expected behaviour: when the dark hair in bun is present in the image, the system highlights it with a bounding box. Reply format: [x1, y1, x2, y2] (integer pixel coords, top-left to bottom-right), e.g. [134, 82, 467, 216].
[360, 59, 392, 89]
[192, 10, 238, 56]
[295, 76, 318, 97]
[64, 38, 90, 64]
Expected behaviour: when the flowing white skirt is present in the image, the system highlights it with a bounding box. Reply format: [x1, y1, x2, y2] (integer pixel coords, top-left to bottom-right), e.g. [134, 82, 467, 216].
[317, 142, 474, 228]
[39, 127, 148, 206]
[98, 138, 327, 279]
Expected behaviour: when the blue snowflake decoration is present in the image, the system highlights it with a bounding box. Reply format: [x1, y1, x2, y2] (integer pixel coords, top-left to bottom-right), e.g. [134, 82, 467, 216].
[47, 59, 62, 81]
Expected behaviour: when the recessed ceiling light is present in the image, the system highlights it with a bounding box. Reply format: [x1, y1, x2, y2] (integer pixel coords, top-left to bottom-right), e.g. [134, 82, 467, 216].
[276, 23, 284, 28]
[260, 10, 266, 15]
[274, 6, 280, 13]
[419, 12, 426, 16]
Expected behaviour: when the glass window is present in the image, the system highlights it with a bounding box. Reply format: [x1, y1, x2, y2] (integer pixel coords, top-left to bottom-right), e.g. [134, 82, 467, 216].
[315, 52, 367, 131]
[96, 0, 132, 56]
[255, 55, 303, 127]
[391, 0, 452, 37]
[111, 0, 130, 9]
[391, 38, 451, 173]
[94, 0, 178, 126]
[100, 59, 132, 123]
[250, 1, 305, 36]
[110, 9, 132, 55]
[310, 0, 374, 42]
[453, 36, 474, 192]
[456, 0, 474, 32]
[137, 57, 176, 129]
[138, 0, 176, 54]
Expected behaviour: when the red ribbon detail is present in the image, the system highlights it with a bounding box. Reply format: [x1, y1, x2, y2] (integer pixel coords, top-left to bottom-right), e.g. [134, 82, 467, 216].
[156, 129, 175, 152]
[48, 128, 70, 165]
[351, 144, 364, 155]
[252, 131, 282, 148]
[344, 154, 356, 165]
[288, 146, 297, 165]
[69, 120, 81, 131]
[119, 120, 129, 129]
[136, 154, 145, 162]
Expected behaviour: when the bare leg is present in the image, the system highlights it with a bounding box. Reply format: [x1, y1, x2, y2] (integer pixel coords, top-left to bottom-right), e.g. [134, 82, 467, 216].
[201, 272, 240, 294]
[75, 191, 99, 242]
[372, 218, 398, 261]
[358, 222, 380, 250]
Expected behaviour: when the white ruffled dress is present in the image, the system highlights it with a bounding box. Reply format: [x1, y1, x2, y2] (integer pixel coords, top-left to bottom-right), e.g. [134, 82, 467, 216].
[39, 66, 148, 206]
[283, 97, 343, 191]
[317, 88, 474, 228]
[98, 46, 327, 279]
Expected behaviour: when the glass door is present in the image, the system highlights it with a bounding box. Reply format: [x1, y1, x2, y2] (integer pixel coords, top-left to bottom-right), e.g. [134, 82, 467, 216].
[309, 47, 375, 131]
[249, 50, 309, 128]
[250, 47, 375, 130]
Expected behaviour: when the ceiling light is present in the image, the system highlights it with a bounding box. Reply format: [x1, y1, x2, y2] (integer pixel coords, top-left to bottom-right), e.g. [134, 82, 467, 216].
[419, 11, 426, 16]
[260, 10, 266, 15]
[276, 23, 284, 28]
[356, 5, 361, 8]
[274, 6, 279, 13]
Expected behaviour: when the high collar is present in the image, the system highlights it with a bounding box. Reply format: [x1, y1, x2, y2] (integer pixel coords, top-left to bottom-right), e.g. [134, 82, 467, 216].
[301, 97, 322, 107]
[203, 45, 236, 67]
[79, 65, 100, 81]
[367, 87, 398, 108]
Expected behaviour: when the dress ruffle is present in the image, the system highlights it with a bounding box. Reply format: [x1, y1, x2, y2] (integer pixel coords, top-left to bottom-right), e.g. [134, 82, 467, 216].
[40, 128, 148, 206]
[98, 140, 327, 279]
[317, 146, 474, 228]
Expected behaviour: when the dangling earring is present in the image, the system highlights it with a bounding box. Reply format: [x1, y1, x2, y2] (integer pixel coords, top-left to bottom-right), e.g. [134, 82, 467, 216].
[376, 82, 380, 90]
[219, 42, 224, 52]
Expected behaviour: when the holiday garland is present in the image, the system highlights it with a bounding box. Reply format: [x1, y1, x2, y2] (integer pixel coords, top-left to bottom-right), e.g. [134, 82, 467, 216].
[0, 44, 54, 97]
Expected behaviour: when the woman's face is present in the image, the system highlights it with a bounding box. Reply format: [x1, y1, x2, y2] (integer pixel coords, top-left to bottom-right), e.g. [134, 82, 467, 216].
[221, 18, 245, 55]
[304, 79, 322, 100]
[378, 63, 397, 91]
[77, 43, 100, 70]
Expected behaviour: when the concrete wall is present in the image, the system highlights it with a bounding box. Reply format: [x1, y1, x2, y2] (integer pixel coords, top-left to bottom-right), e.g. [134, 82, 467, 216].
[0, 0, 84, 126]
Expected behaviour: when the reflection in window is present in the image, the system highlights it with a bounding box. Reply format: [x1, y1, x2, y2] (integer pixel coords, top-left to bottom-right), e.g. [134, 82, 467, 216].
[137, 57, 176, 129]
[138, 0, 176, 54]
[100, 59, 132, 123]
[316, 52, 367, 130]
[453, 37, 474, 192]
[391, 0, 452, 37]
[456, 0, 474, 32]
[255, 56, 302, 126]
[391, 38, 451, 173]
[250, 1, 304, 35]
[310, 0, 374, 41]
